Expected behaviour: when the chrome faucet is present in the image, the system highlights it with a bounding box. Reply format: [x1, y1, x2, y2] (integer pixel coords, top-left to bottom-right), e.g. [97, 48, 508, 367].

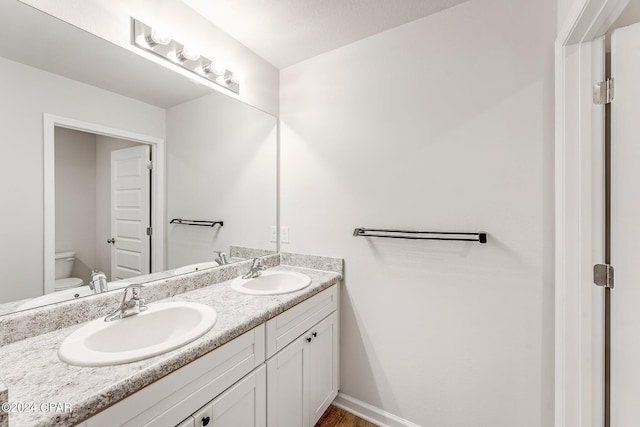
[242, 258, 266, 279]
[104, 284, 148, 322]
[214, 251, 229, 265]
[89, 270, 109, 294]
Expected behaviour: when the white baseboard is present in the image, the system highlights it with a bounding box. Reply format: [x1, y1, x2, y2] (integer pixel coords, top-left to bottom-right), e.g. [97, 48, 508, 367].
[332, 393, 421, 427]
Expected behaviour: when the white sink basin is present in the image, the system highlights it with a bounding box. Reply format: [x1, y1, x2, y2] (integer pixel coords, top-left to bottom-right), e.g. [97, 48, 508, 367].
[58, 302, 217, 366]
[174, 261, 220, 275]
[231, 271, 311, 296]
[17, 281, 130, 311]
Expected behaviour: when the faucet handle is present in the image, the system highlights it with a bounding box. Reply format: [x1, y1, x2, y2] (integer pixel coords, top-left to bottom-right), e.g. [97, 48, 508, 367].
[123, 284, 147, 312]
[242, 258, 267, 279]
[121, 284, 144, 304]
[214, 251, 228, 265]
[251, 258, 266, 273]
[105, 284, 146, 322]
[126, 283, 144, 296]
[91, 270, 104, 281]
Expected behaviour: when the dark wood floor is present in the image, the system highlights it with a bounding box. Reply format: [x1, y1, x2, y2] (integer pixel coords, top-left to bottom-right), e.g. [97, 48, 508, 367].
[315, 405, 378, 427]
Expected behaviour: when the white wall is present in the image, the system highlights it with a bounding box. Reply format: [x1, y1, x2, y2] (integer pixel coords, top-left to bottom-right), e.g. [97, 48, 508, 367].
[166, 92, 277, 269]
[95, 135, 141, 280]
[55, 127, 96, 284]
[19, 0, 279, 115]
[0, 56, 164, 303]
[279, 0, 556, 425]
[558, 0, 577, 31]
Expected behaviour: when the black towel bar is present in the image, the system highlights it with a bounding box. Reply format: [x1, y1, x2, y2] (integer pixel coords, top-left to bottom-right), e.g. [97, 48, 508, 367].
[170, 219, 224, 228]
[353, 228, 487, 243]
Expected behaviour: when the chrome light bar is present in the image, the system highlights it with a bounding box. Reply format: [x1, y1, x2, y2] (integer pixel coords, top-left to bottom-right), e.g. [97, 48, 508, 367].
[131, 18, 240, 94]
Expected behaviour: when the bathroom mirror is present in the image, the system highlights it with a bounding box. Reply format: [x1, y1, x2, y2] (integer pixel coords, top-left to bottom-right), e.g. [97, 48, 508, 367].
[0, 1, 277, 314]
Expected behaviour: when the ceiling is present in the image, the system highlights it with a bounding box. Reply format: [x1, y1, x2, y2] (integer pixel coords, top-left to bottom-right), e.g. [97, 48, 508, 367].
[182, 0, 469, 69]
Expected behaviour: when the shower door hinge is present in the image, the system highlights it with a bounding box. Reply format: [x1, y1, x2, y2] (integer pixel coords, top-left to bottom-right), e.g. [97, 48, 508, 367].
[594, 264, 614, 288]
[593, 78, 614, 104]
[146, 227, 152, 236]
[146, 161, 153, 170]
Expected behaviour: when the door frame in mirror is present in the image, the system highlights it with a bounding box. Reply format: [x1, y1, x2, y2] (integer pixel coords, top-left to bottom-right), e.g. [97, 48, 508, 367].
[43, 114, 166, 294]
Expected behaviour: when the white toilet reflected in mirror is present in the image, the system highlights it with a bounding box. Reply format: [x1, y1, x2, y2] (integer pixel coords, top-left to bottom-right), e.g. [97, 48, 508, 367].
[54, 252, 84, 291]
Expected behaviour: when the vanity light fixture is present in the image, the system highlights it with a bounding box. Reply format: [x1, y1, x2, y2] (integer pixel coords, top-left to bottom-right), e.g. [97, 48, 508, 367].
[131, 18, 240, 94]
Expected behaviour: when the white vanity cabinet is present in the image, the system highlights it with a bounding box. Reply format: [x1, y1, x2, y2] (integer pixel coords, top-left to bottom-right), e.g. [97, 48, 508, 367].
[77, 283, 339, 427]
[265, 285, 339, 427]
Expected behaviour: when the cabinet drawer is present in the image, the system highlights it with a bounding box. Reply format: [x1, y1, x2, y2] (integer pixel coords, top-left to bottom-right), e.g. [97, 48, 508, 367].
[266, 285, 337, 359]
[85, 324, 265, 427]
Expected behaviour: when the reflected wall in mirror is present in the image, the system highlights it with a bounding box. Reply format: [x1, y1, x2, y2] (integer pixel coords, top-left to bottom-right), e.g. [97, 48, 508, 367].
[167, 91, 277, 269]
[0, 0, 277, 315]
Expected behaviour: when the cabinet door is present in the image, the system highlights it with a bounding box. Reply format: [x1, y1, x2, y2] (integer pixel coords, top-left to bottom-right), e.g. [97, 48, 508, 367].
[307, 312, 338, 426]
[266, 312, 338, 427]
[266, 336, 307, 427]
[196, 365, 266, 427]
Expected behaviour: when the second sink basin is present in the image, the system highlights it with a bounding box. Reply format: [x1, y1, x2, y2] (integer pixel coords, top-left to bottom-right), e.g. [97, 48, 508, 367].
[58, 302, 217, 366]
[231, 270, 311, 296]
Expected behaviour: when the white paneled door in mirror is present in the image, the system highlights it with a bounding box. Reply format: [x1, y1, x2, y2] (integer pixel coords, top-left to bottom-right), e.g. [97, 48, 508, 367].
[110, 145, 151, 281]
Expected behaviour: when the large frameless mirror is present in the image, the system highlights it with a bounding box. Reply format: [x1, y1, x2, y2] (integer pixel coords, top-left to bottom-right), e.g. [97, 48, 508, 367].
[0, 1, 277, 315]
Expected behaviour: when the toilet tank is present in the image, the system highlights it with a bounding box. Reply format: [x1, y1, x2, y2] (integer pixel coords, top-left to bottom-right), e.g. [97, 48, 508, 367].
[55, 251, 76, 279]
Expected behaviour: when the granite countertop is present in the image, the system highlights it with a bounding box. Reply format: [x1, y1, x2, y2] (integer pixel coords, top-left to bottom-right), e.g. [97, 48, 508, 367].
[0, 265, 341, 427]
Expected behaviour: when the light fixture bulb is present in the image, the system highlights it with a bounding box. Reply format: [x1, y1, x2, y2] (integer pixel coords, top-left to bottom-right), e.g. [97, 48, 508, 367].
[148, 28, 171, 46]
[166, 51, 180, 63]
[200, 61, 226, 76]
[210, 62, 226, 75]
[177, 46, 200, 62]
